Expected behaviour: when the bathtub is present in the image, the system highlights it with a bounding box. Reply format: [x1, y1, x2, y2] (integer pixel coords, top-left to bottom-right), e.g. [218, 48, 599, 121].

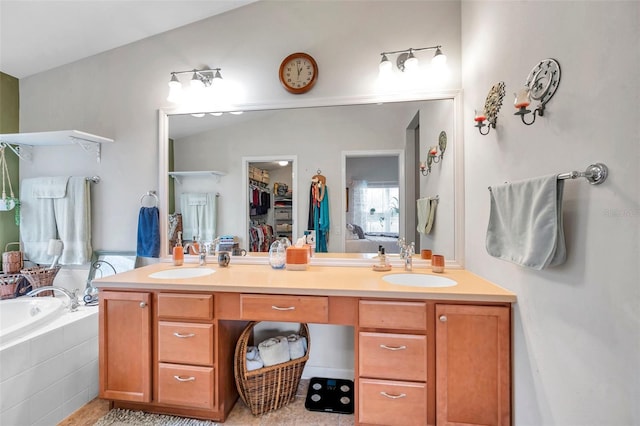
[0, 296, 99, 426]
[0, 297, 66, 345]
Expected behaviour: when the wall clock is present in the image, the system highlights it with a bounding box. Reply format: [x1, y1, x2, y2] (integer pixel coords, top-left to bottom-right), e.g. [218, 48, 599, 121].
[279, 52, 318, 94]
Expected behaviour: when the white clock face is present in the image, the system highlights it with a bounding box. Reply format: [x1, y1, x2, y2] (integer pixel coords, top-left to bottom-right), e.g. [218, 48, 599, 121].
[283, 57, 315, 90]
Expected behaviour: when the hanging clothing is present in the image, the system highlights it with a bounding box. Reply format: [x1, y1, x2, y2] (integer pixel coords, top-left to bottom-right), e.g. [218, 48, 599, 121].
[309, 180, 330, 252]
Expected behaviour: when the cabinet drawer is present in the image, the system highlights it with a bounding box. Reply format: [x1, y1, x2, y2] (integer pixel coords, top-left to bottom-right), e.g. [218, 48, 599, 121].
[240, 294, 329, 323]
[157, 293, 213, 321]
[157, 363, 215, 409]
[359, 378, 427, 426]
[359, 300, 426, 331]
[158, 322, 214, 365]
[359, 332, 426, 381]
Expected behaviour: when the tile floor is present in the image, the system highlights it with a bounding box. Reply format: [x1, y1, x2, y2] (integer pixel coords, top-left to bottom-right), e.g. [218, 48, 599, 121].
[58, 380, 354, 425]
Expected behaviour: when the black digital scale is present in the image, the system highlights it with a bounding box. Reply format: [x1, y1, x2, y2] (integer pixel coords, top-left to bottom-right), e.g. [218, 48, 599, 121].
[304, 377, 354, 414]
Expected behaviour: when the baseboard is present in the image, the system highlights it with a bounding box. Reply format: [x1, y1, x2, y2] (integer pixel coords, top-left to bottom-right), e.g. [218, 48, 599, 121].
[302, 365, 354, 380]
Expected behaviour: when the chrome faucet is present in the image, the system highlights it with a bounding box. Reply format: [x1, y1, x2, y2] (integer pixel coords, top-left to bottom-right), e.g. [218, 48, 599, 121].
[397, 237, 407, 258]
[199, 243, 209, 266]
[27, 286, 81, 311]
[403, 242, 415, 271]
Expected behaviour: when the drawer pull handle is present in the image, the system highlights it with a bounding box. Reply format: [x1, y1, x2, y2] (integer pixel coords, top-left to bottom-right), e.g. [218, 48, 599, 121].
[439, 315, 447, 322]
[380, 344, 407, 351]
[380, 391, 407, 399]
[271, 305, 295, 311]
[173, 375, 196, 382]
[173, 332, 196, 338]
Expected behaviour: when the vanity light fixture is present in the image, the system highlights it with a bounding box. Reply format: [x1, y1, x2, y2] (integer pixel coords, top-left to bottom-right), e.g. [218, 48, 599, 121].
[167, 68, 223, 103]
[419, 131, 447, 176]
[379, 45, 446, 75]
[514, 58, 561, 125]
[475, 81, 506, 135]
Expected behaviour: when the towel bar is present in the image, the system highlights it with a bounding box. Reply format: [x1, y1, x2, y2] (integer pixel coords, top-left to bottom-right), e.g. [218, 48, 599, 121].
[489, 163, 609, 191]
[557, 163, 608, 185]
[140, 190, 159, 207]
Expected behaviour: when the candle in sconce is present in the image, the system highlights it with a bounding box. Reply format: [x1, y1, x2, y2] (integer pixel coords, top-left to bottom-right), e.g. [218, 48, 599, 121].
[514, 88, 531, 109]
[429, 147, 438, 156]
[474, 108, 487, 122]
[419, 161, 426, 170]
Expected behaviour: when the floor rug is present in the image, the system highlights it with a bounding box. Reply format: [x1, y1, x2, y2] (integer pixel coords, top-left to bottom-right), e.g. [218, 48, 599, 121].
[94, 408, 218, 426]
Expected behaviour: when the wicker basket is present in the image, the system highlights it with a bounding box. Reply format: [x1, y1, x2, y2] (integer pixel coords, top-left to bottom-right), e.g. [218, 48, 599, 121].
[0, 273, 25, 299]
[20, 266, 61, 296]
[234, 322, 310, 416]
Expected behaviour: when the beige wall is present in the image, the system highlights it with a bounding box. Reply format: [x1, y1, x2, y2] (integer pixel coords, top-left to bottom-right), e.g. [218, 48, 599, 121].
[461, 1, 639, 424]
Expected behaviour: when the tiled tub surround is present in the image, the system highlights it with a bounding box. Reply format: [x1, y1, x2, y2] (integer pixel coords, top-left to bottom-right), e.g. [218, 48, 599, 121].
[0, 301, 99, 426]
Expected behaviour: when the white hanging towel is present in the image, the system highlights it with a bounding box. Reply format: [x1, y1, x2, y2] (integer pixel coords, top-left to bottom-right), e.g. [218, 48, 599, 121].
[416, 197, 431, 234]
[179, 192, 217, 242]
[416, 197, 437, 234]
[486, 175, 566, 270]
[20, 176, 92, 265]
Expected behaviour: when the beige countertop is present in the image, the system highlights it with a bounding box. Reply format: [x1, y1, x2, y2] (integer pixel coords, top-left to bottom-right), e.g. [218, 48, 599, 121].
[94, 260, 516, 303]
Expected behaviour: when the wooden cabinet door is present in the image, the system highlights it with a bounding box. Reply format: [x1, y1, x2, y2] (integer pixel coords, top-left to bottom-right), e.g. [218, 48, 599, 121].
[99, 290, 152, 402]
[435, 304, 511, 426]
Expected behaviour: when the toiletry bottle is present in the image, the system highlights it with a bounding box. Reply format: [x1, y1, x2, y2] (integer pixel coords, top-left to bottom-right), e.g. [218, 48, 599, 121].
[379, 247, 387, 267]
[191, 235, 200, 255]
[173, 232, 184, 266]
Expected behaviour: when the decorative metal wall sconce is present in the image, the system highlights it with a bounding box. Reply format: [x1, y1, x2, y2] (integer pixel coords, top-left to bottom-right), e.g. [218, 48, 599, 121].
[167, 67, 223, 103]
[420, 131, 447, 176]
[474, 82, 505, 135]
[514, 58, 561, 125]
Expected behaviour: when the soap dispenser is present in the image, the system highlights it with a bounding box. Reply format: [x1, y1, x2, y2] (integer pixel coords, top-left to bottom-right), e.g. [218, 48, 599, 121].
[173, 231, 184, 266]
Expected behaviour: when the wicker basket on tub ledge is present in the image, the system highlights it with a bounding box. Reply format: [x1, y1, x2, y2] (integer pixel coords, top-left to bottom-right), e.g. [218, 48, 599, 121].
[20, 265, 61, 297]
[234, 321, 310, 416]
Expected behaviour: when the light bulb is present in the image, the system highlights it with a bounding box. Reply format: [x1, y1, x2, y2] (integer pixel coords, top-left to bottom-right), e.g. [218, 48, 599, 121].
[404, 51, 419, 72]
[431, 48, 447, 66]
[278, 161, 288, 166]
[167, 74, 183, 102]
[379, 54, 392, 74]
[190, 72, 204, 90]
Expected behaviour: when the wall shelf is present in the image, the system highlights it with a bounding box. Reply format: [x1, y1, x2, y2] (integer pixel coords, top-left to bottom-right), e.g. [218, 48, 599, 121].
[0, 130, 113, 163]
[168, 170, 226, 184]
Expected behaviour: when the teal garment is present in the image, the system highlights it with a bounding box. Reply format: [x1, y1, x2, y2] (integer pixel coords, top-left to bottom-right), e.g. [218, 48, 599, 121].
[314, 186, 330, 252]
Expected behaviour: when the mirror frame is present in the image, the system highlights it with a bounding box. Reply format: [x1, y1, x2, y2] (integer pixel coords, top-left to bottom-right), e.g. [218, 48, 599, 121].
[158, 90, 464, 267]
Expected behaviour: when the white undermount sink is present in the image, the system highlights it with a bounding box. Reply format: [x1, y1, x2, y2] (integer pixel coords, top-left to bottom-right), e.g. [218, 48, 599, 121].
[382, 273, 457, 288]
[149, 267, 215, 279]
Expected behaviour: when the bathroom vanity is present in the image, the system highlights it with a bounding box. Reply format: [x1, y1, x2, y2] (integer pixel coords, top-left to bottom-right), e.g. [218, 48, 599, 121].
[94, 261, 515, 425]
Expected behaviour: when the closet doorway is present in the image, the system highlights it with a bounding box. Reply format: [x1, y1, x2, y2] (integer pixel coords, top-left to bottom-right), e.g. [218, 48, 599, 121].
[243, 156, 297, 252]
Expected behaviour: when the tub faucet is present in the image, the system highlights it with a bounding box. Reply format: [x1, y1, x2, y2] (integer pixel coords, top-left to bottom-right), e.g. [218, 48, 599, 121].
[27, 286, 80, 312]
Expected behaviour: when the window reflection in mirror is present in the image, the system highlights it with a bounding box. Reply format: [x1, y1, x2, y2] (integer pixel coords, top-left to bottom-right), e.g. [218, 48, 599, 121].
[345, 154, 401, 254]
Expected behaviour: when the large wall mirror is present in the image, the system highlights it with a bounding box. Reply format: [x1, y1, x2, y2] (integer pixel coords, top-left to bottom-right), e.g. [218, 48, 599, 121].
[158, 91, 463, 266]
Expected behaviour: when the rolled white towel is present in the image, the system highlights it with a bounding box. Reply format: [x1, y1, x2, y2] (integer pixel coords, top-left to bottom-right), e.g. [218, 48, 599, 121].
[246, 346, 264, 371]
[287, 334, 308, 360]
[258, 336, 290, 367]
